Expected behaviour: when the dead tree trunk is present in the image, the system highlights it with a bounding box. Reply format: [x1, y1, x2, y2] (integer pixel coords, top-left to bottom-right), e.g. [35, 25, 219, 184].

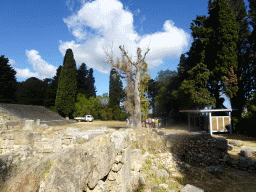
[103, 44, 150, 129]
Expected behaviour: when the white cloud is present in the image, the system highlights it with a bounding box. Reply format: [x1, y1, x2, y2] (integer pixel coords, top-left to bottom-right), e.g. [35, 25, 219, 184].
[14, 68, 40, 79]
[8, 59, 16, 66]
[26, 50, 57, 79]
[60, 0, 190, 74]
[10, 50, 57, 80]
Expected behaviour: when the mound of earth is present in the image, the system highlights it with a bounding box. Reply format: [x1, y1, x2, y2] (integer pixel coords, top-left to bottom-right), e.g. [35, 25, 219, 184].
[0, 103, 76, 126]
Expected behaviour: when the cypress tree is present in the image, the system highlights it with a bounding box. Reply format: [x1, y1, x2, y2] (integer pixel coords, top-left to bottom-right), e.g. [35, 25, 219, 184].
[77, 63, 89, 96]
[208, 0, 239, 107]
[55, 49, 77, 118]
[249, 0, 256, 90]
[109, 68, 124, 108]
[0, 55, 17, 103]
[87, 68, 96, 98]
[227, 0, 251, 118]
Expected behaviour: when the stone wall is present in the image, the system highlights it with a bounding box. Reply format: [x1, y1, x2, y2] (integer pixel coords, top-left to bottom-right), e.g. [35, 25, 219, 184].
[0, 129, 132, 192]
[168, 132, 229, 166]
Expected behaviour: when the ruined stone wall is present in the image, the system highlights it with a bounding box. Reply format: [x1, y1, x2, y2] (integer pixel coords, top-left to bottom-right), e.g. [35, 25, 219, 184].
[0, 128, 132, 192]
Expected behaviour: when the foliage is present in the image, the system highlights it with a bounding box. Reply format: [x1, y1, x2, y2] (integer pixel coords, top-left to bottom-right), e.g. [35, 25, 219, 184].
[43, 66, 62, 108]
[77, 63, 89, 96]
[109, 68, 124, 109]
[0, 55, 17, 103]
[16, 77, 46, 105]
[55, 49, 77, 118]
[140, 61, 151, 122]
[87, 68, 97, 98]
[73, 93, 126, 121]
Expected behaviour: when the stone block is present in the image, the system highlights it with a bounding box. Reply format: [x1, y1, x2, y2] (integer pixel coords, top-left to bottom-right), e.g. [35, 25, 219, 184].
[180, 184, 205, 192]
[112, 163, 122, 172]
[240, 148, 253, 157]
[239, 157, 254, 169]
[116, 156, 131, 192]
[23, 120, 35, 131]
[32, 132, 42, 141]
[108, 171, 117, 181]
[36, 119, 40, 126]
[212, 137, 228, 151]
[121, 145, 130, 164]
[206, 166, 223, 174]
[229, 140, 243, 146]
[4, 139, 14, 149]
[40, 124, 48, 129]
[14, 131, 33, 145]
[64, 127, 81, 136]
[111, 132, 131, 154]
[53, 138, 62, 152]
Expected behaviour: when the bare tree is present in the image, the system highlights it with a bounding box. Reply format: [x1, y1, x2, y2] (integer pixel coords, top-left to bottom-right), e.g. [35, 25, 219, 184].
[103, 44, 150, 128]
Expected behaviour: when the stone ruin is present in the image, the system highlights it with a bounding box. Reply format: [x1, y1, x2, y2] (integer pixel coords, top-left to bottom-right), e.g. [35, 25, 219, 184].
[0, 127, 132, 192]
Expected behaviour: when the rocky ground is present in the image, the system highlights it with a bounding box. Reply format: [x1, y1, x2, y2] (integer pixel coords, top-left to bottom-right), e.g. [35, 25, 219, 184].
[1, 120, 256, 192]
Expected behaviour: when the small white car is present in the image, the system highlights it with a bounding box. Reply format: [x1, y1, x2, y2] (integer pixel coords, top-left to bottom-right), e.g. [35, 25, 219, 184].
[85, 115, 94, 122]
[74, 115, 94, 122]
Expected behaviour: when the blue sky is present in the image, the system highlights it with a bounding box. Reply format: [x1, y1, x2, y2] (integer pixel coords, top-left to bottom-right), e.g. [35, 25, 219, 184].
[1, 0, 249, 108]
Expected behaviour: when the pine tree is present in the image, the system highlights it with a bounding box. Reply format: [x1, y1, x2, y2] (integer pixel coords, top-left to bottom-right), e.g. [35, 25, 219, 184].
[109, 68, 124, 108]
[77, 63, 89, 96]
[0, 55, 17, 103]
[55, 49, 77, 118]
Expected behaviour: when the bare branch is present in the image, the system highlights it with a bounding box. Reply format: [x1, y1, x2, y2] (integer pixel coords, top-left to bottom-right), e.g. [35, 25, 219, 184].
[119, 45, 134, 66]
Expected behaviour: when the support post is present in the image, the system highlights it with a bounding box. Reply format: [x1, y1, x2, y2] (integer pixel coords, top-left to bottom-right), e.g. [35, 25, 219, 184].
[209, 112, 212, 136]
[229, 111, 232, 134]
[188, 113, 190, 132]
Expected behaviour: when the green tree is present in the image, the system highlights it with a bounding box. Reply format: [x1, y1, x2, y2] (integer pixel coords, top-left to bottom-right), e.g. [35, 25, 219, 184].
[109, 68, 124, 109]
[87, 68, 96, 98]
[173, 15, 215, 109]
[226, 0, 252, 119]
[140, 61, 151, 122]
[248, 0, 256, 91]
[0, 55, 17, 103]
[55, 49, 77, 118]
[43, 65, 62, 108]
[77, 63, 89, 96]
[147, 79, 157, 117]
[208, 0, 240, 106]
[16, 77, 45, 105]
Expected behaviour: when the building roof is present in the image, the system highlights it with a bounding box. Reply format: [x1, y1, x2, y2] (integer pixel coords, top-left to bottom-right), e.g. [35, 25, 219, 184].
[179, 109, 236, 113]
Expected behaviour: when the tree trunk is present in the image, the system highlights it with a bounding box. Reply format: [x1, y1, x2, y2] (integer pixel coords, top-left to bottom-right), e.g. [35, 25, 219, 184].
[134, 66, 142, 128]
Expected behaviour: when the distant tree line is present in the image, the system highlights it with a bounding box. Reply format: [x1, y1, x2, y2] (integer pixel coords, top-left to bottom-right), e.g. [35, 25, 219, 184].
[0, 48, 126, 120]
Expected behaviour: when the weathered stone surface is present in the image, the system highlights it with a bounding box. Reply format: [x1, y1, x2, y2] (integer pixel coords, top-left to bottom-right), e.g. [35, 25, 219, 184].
[131, 149, 142, 172]
[156, 169, 169, 179]
[139, 175, 146, 185]
[40, 124, 48, 129]
[23, 120, 35, 131]
[159, 183, 168, 189]
[14, 131, 33, 145]
[229, 140, 243, 146]
[240, 148, 254, 157]
[151, 186, 161, 191]
[112, 163, 122, 172]
[110, 131, 131, 154]
[116, 154, 131, 192]
[32, 132, 42, 141]
[180, 184, 205, 192]
[238, 157, 254, 169]
[64, 127, 81, 136]
[108, 171, 117, 181]
[206, 166, 223, 174]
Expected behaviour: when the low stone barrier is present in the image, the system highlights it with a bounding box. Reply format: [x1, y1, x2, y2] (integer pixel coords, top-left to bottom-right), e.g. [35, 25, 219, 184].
[169, 132, 229, 166]
[0, 131, 132, 192]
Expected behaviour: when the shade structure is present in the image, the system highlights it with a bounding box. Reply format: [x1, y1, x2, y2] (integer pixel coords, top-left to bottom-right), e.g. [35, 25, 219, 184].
[179, 109, 236, 135]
